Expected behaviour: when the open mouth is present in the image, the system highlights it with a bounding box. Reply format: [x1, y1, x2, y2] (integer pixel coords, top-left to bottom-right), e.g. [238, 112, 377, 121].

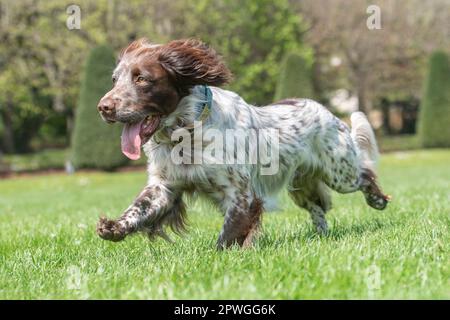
[121, 115, 161, 160]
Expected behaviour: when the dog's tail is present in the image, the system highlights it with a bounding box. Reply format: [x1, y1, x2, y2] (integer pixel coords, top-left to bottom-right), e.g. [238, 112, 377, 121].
[350, 111, 379, 172]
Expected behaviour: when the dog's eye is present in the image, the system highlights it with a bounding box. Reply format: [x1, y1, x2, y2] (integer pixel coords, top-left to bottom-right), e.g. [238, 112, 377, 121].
[136, 75, 147, 83]
[112, 76, 117, 84]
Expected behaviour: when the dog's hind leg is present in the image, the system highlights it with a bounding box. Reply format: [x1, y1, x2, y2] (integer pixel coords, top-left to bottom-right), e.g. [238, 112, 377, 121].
[350, 112, 390, 210]
[359, 168, 390, 210]
[288, 177, 331, 235]
[320, 154, 390, 211]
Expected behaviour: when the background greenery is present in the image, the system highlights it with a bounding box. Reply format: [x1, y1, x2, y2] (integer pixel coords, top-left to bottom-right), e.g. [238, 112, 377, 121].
[1, 0, 449, 159]
[71, 45, 128, 170]
[418, 51, 450, 148]
[0, 134, 423, 174]
[274, 52, 314, 101]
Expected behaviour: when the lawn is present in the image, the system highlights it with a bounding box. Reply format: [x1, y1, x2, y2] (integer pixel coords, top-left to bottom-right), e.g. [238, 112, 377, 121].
[0, 149, 448, 299]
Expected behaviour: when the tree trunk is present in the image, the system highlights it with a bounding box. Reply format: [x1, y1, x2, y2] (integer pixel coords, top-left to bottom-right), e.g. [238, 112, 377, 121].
[380, 98, 392, 135]
[1, 98, 15, 153]
[356, 74, 368, 114]
[66, 112, 74, 144]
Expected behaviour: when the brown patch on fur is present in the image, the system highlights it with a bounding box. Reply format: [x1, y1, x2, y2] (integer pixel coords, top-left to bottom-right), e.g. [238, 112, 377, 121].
[158, 39, 232, 94]
[242, 198, 264, 248]
[118, 38, 154, 61]
[361, 169, 384, 197]
[217, 196, 264, 249]
[96, 217, 127, 242]
[99, 38, 232, 124]
[360, 168, 391, 210]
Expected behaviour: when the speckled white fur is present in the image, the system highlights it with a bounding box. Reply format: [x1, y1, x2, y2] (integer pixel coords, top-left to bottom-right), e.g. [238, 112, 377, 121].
[140, 86, 381, 236]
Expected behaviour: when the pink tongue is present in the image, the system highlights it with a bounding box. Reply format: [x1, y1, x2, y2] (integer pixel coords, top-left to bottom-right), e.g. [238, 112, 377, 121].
[121, 120, 144, 160]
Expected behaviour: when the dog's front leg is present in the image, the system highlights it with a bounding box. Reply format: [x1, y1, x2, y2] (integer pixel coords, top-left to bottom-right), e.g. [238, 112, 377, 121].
[96, 185, 177, 242]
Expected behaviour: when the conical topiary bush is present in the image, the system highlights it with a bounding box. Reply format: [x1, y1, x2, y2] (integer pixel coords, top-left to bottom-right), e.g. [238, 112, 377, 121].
[71, 45, 128, 170]
[274, 52, 314, 101]
[418, 51, 450, 148]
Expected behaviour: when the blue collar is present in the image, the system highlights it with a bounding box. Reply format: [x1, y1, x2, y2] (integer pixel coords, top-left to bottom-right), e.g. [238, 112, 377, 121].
[154, 85, 213, 144]
[196, 85, 213, 122]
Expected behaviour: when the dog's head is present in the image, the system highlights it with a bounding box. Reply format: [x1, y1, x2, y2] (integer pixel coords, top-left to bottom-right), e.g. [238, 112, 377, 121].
[97, 38, 231, 159]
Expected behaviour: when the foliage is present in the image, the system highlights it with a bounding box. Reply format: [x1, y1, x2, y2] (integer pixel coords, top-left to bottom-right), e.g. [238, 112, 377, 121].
[1, 149, 68, 173]
[0, 67, 52, 153]
[169, 0, 312, 105]
[0, 134, 426, 173]
[1, 0, 449, 155]
[1, 148, 147, 174]
[0, 150, 449, 298]
[274, 52, 314, 101]
[0, 0, 311, 152]
[377, 134, 420, 153]
[71, 46, 128, 170]
[418, 51, 450, 148]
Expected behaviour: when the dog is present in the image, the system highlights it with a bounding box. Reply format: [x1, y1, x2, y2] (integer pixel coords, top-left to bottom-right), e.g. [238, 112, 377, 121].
[96, 38, 390, 249]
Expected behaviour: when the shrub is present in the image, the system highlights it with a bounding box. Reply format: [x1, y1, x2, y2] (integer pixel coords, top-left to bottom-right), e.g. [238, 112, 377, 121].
[274, 52, 314, 102]
[71, 46, 128, 170]
[418, 51, 450, 148]
[172, 0, 312, 105]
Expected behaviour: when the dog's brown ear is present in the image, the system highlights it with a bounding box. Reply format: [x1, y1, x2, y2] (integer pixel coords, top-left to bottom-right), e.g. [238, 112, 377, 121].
[158, 39, 232, 88]
[118, 38, 150, 61]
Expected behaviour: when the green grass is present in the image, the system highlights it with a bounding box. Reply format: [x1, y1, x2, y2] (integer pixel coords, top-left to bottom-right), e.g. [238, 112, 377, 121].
[0, 149, 449, 299]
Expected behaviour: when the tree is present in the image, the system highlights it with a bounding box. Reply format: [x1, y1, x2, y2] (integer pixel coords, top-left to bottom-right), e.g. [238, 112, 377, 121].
[274, 52, 314, 101]
[167, 0, 312, 105]
[1, 0, 311, 152]
[71, 45, 128, 170]
[0, 66, 51, 153]
[418, 51, 450, 148]
[297, 0, 450, 113]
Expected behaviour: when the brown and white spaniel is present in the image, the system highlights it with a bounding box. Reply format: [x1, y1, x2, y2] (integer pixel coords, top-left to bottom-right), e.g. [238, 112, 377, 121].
[96, 38, 390, 249]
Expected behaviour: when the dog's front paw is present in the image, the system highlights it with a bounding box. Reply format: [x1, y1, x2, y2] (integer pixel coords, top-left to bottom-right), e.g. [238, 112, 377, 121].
[96, 217, 127, 242]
